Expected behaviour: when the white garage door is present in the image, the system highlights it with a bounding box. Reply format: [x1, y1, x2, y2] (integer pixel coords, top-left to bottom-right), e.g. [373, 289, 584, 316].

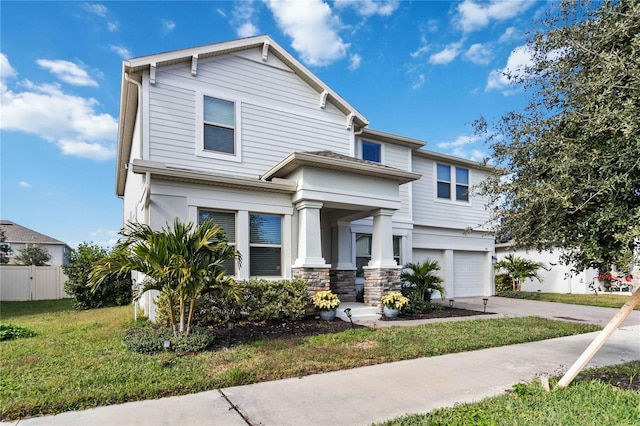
[453, 251, 485, 297]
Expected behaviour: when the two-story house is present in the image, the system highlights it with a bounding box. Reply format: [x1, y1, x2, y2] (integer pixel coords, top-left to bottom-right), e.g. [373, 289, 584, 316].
[116, 35, 495, 320]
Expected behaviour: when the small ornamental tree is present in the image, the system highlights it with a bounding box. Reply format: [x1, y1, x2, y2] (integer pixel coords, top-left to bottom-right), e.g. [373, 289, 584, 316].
[63, 243, 131, 309]
[15, 244, 51, 266]
[0, 229, 11, 264]
[494, 254, 547, 292]
[400, 260, 446, 303]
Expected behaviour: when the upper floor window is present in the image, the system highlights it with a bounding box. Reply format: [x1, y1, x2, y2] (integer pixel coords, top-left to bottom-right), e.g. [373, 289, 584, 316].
[198, 209, 236, 275]
[437, 164, 469, 202]
[203, 96, 235, 154]
[362, 141, 381, 163]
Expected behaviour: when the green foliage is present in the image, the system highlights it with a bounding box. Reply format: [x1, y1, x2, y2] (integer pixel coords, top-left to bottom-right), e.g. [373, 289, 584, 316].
[89, 219, 241, 336]
[494, 255, 547, 291]
[475, 0, 640, 272]
[244, 279, 308, 321]
[0, 228, 10, 264]
[400, 260, 446, 303]
[494, 273, 512, 295]
[0, 324, 36, 341]
[156, 278, 308, 326]
[63, 242, 131, 309]
[123, 325, 214, 354]
[14, 244, 51, 266]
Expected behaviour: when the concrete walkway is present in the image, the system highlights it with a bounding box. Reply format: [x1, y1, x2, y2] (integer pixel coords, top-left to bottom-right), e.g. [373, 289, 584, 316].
[4, 298, 640, 426]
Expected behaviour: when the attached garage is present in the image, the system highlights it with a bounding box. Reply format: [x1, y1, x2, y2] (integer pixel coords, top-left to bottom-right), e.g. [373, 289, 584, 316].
[412, 249, 442, 266]
[453, 251, 486, 297]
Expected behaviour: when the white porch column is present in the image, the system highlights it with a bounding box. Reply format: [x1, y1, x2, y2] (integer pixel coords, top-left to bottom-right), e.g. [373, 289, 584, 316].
[367, 208, 398, 269]
[333, 220, 355, 269]
[293, 200, 329, 267]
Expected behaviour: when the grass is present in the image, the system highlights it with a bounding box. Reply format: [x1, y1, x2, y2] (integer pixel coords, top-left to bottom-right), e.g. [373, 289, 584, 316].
[501, 291, 640, 310]
[0, 300, 601, 420]
[378, 361, 640, 426]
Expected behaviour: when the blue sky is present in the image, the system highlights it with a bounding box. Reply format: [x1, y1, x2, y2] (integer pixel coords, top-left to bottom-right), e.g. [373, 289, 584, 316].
[1, 0, 546, 248]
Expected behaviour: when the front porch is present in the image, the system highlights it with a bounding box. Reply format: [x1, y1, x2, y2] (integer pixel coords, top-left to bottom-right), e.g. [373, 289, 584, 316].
[260, 151, 420, 310]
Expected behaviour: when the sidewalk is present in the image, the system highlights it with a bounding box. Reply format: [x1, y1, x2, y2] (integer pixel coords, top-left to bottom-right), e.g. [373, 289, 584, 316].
[4, 299, 640, 426]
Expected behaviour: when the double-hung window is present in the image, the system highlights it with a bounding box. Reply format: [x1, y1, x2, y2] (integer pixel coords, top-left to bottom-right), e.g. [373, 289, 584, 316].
[362, 141, 381, 163]
[437, 164, 469, 202]
[198, 209, 236, 275]
[203, 96, 235, 155]
[249, 213, 282, 276]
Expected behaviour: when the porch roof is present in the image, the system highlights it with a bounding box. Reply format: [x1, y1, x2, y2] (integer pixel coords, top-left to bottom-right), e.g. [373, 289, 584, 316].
[261, 151, 421, 185]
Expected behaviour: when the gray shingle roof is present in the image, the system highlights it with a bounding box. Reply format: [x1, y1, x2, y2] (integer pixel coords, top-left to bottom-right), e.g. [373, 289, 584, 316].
[0, 220, 67, 246]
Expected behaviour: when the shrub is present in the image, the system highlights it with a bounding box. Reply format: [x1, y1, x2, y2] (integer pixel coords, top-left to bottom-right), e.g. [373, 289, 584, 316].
[495, 273, 512, 295]
[63, 243, 132, 309]
[244, 278, 308, 321]
[123, 325, 214, 354]
[156, 278, 309, 326]
[0, 324, 36, 341]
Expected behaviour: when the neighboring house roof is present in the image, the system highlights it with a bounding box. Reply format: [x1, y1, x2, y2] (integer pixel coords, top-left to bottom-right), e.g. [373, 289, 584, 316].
[0, 220, 69, 247]
[261, 150, 422, 185]
[117, 35, 369, 196]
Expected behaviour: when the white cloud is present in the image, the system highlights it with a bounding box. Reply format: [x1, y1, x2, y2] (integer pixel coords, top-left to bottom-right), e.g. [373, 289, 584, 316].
[19, 181, 31, 188]
[107, 22, 118, 32]
[410, 45, 430, 59]
[348, 53, 361, 70]
[36, 59, 98, 87]
[161, 19, 176, 33]
[233, 1, 260, 38]
[486, 45, 533, 93]
[265, 0, 349, 66]
[464, 43, 492, 65]
[110, 45, 131, 59]
[455, 0, 534, 33]
[412, 74, 425, 90]
[82, 3, 107, 17]
[452, 147, 486, 162]
[429, 41, 463, 65]
[499, 26, 517, 43]
[334, 0, 399, 17]
[1, 58, 117, 161]
[0, 53, 17, 80]
[217, 8, 227, 18]
[437, 135, 480, 149]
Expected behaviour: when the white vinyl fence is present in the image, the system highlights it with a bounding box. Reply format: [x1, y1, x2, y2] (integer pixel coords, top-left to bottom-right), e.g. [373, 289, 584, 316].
[0, 266, 70, 301]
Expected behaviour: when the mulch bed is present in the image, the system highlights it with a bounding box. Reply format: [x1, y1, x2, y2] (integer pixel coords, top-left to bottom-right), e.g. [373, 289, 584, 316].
[575, 371, 640, 391]
[208, 306, 492, 350]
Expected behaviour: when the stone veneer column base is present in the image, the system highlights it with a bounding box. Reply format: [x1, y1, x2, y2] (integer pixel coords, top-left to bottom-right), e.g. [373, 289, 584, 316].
[330, 269, 356, 303]
[363, 267, 402, 311]
[293, 267, 331, 315]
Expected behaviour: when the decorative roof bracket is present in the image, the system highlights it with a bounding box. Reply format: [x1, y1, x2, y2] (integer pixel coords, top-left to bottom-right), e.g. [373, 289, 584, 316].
[191, 54, 198, 76]
[319, 90, 328, 109]
[262, 41, 270, 61]
[150, 63, 156, 85]
[346, 113, 355, 130]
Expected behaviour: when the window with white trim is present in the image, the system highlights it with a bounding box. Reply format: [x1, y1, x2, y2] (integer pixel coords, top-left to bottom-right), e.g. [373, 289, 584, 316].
[249, 213, 282, 276]
[437, 164, 469, 202]
[362, 141, 381, 163]
[198, 209, 236, 275]
[203, 95, 235, 154]
[355, 234, 401, 277]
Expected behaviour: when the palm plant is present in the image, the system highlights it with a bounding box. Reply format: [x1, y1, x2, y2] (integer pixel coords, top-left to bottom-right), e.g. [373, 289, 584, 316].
[400, 260, 446, 303]
[89, 219, 241, 336]
[494, 254, 547, 291]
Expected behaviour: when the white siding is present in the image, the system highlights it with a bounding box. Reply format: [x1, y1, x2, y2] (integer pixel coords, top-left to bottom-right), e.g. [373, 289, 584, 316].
[412, 155, 491, 230]
[146, 50, 351, 177]
[384, 143, 412, 221]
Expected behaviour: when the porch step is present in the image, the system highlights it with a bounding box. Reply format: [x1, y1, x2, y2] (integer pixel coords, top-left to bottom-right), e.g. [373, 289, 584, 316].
[336, 302, 381, 323]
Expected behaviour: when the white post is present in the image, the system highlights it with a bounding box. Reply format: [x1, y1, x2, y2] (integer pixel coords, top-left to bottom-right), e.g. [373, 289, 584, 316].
[367, 209, 398, 269]
[293, 200, 328, 267]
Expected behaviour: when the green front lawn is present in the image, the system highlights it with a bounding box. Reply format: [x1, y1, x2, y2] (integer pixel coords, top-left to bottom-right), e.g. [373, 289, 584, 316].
[501, 291, 640, 310]
[0, 300, 600, 420]
[379, 361, 640, 426]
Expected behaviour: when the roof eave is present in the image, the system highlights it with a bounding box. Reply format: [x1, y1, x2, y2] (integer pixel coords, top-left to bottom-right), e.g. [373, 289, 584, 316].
[360, 128, 426, 149]
[414, 149, 495, 172]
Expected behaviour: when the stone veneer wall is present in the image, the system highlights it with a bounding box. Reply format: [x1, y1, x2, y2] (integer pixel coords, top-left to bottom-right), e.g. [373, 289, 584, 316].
[363, 267, 402, 310]
[330, 269, 356, 303]
[293, 267, 331, 315]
